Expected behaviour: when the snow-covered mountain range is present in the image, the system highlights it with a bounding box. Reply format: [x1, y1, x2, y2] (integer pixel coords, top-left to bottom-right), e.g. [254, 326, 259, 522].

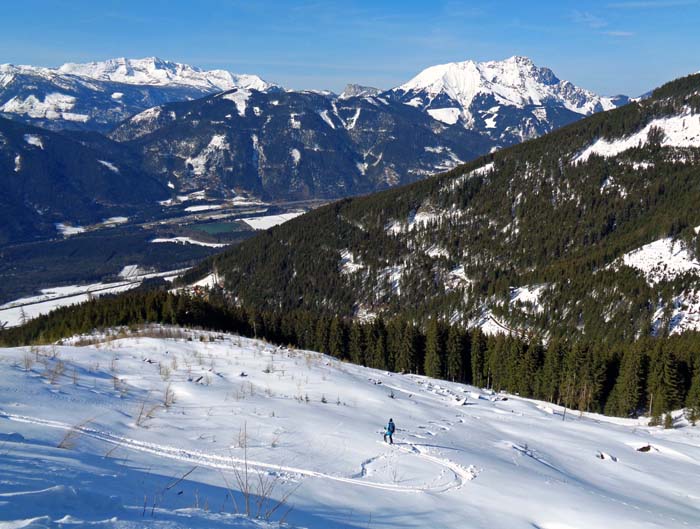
[0, 55, 626, 139]
[0, 55, 634, 243]
[390, 56, 629, 144]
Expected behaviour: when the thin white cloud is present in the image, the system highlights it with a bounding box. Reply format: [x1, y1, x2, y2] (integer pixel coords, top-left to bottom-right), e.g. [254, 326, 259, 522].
[603, 30, 635, 36]
[571, 10, 608, 29]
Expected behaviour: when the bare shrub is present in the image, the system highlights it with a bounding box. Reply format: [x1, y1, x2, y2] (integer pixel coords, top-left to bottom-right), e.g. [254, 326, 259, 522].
[57, 417, 94, 449]
[22, 351, 34, 371]
[44, 359, 65, 384]
[229, 423, 299, 521]
[164, 383, 176, 408]
[135, 400, 160, 427]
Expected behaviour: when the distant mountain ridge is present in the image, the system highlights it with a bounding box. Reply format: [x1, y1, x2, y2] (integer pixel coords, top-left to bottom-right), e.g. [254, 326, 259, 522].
[0, 55, 636, 244]
[55, 57, 273, 92]
[0, 57, 273, 132]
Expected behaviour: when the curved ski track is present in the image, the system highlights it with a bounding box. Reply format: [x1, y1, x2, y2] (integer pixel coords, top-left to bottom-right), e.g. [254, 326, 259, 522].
[1, 411, 476, 494]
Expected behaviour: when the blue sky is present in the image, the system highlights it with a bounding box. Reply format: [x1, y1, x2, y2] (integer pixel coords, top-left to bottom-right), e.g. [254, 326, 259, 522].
[1, 0, 698, 96]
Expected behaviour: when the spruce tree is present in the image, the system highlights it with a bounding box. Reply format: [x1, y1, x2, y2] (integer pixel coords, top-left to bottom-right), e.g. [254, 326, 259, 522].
[605, 345, 645, 417]
[424, 319, 444, 379]
[396, 321, 418, 373]
[685, 364, 700, 425]
[537, 339, 563, 404]
[446, 326, 464, 382]
[328, 318, 346, 359]
[648, 344, 682, 417]
[470, 329, 487, 388]
[348, 323, 365, 366]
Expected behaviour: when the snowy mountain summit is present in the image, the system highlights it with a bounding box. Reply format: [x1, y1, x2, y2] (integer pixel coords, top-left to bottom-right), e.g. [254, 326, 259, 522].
[57, 56, 273, 92]
[391, 56, 628, 144]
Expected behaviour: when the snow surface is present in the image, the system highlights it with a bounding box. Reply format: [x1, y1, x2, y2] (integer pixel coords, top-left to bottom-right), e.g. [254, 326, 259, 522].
[151, 237, 228, 248]
[444, 162, 494, 191]
[573, 110, 700, 163]
[0, 92, 87, 122]
[653, 289, 700, 335]
[102, 216, 129, 226]
[185, 204, 223, 213]
[186, 135, 230, 177]
[240, 212, 304, 230]
[510, 284, 546, 314]
[0, 271, 182, 328]
[621, 237, 700, 285]
[98, 160, 119, 173]
[318, 110, 335, 129]
[23, 134, 44, 149]
[1, 328, 700, 528]
[427, 107, 461, 125]
[339, 250, 364, 274]
[55, 223, 85, 237]
[221, 90, 251, 117]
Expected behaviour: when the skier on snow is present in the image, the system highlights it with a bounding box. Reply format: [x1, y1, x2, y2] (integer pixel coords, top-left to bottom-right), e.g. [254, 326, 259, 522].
[383, 418, 395, 444]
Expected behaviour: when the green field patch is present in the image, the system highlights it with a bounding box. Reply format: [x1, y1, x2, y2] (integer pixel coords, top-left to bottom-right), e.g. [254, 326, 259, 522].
[188, 221, 249, 235]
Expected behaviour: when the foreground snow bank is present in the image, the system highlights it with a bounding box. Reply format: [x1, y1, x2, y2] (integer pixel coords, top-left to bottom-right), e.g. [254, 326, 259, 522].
[1, 326, 699, 528]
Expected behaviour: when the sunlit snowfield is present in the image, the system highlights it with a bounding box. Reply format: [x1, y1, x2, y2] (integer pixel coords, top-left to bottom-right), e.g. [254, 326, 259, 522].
[2, 327, 700, 528]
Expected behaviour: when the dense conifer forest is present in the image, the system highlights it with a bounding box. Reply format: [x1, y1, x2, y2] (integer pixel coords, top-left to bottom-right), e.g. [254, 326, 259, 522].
[3, 289, 699, 425]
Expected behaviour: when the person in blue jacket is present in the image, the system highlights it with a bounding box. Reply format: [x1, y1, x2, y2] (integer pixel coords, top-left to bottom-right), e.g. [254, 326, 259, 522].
[383, 418, 395, 444]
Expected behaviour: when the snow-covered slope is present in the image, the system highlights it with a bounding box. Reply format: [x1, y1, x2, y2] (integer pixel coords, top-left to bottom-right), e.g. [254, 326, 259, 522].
[620, 236, 700, 285]
[2, 327, 700, 528]
[390, 56, 628, 144]
[574, 108, 700, 163]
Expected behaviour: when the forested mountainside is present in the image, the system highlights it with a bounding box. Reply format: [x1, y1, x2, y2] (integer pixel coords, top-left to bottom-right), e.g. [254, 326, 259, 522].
[0, 117, 168, 245]
[184, 73, 700, 343]
[110, 87, 491, 200]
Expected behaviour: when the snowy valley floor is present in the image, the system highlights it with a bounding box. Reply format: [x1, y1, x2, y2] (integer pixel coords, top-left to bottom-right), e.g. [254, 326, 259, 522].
[1, 327, 700, 528]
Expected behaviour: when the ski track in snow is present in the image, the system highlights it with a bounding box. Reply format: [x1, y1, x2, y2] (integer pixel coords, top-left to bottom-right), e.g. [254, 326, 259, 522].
[0, 411, 475, 494]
